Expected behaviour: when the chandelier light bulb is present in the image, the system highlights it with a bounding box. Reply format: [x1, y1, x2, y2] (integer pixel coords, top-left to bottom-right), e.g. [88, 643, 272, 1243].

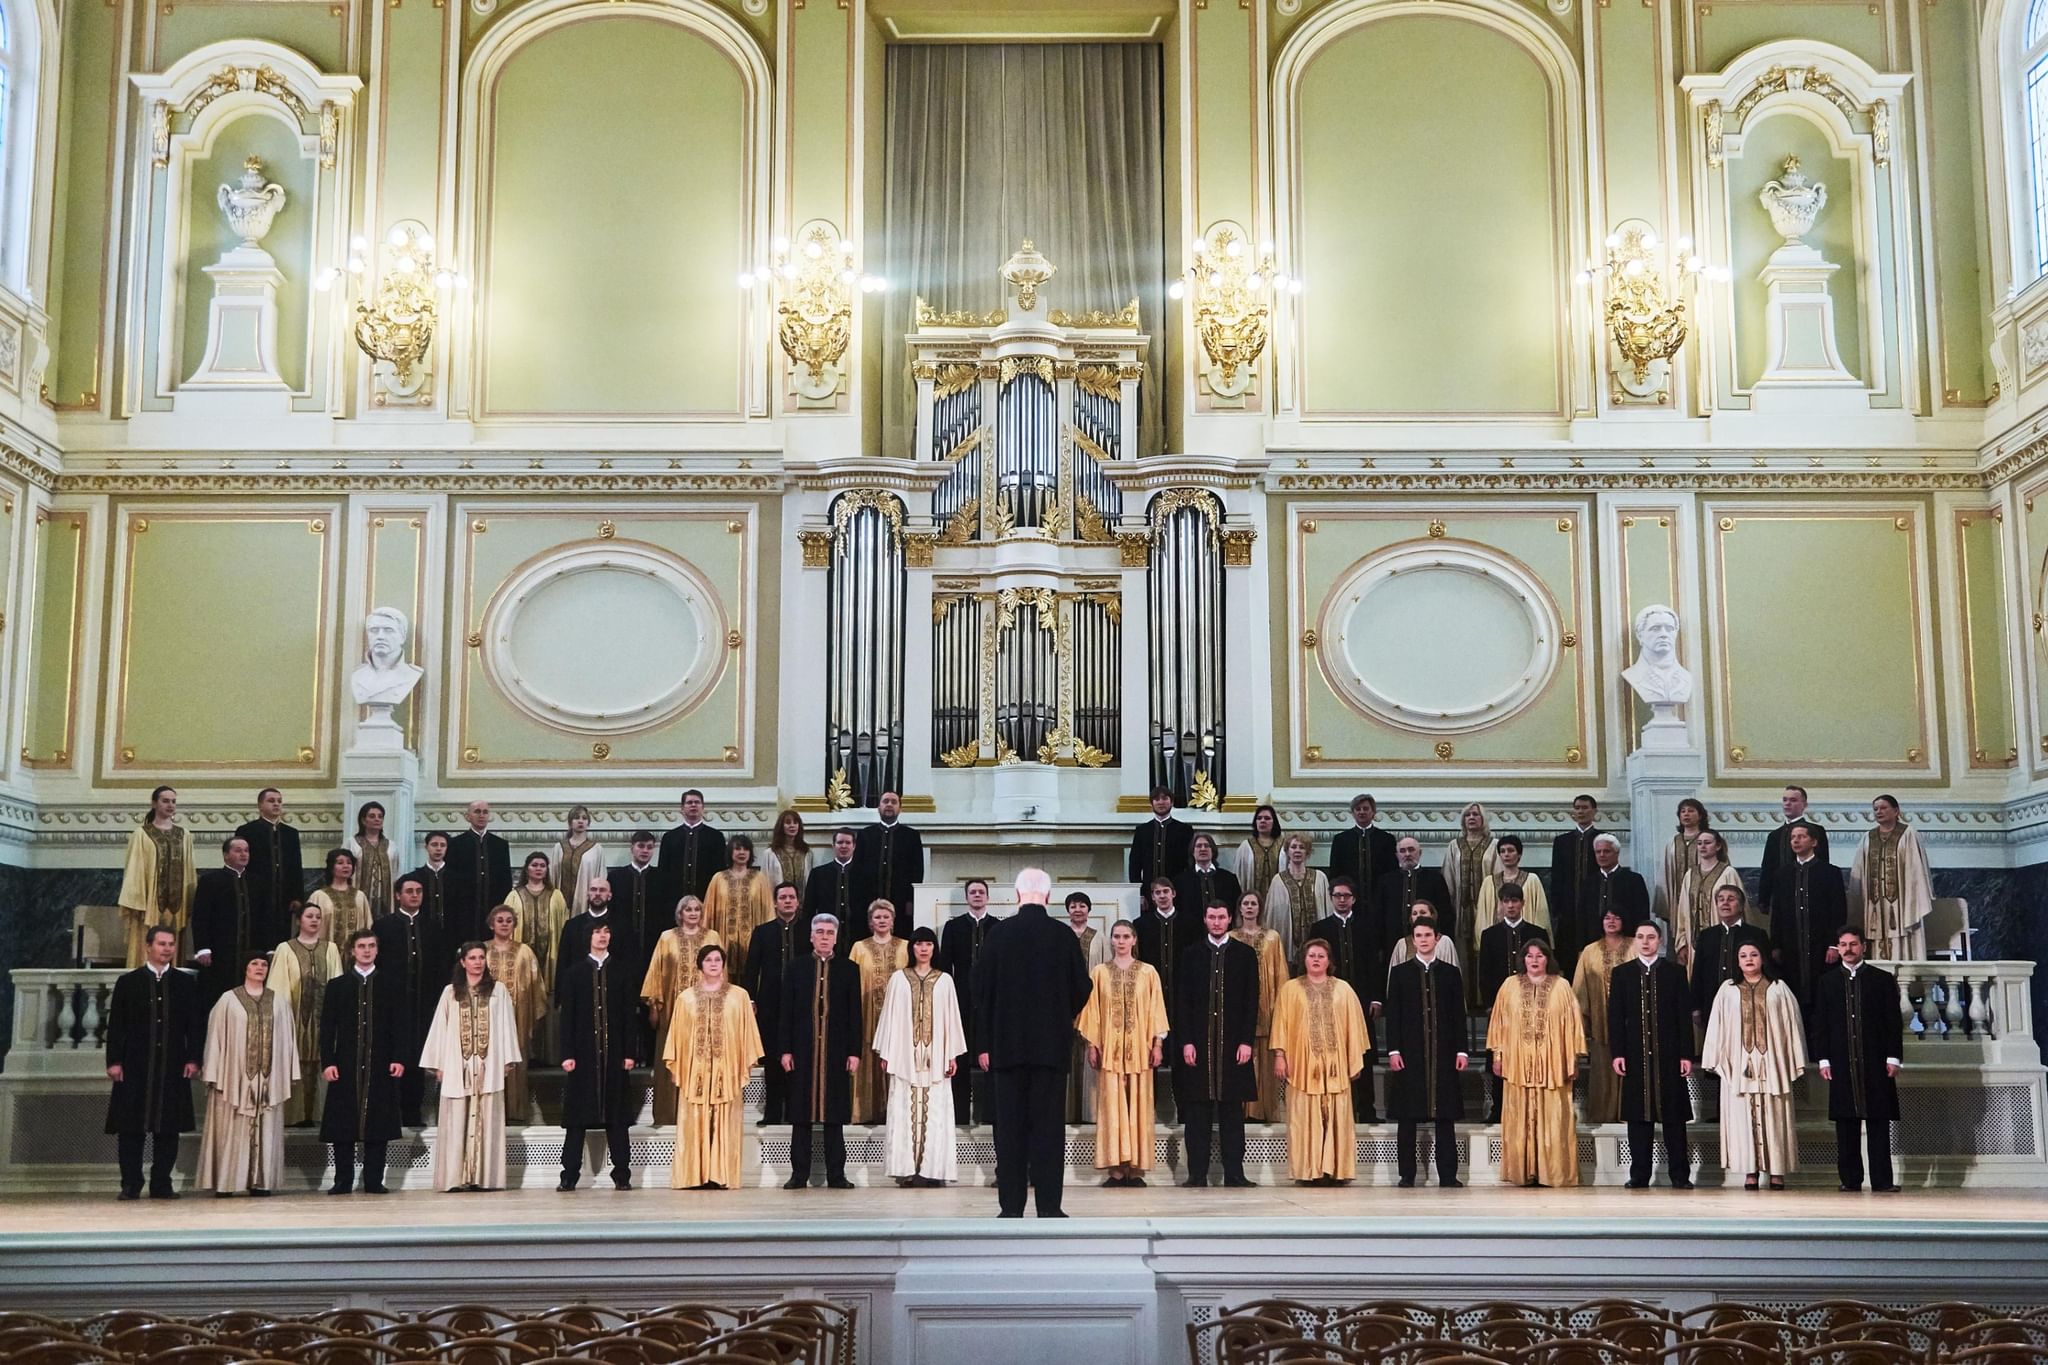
[1676, 235, 1694, 253]
[1225, 239, 1245, 258]
[1167, 281, 1186, 300]
[1641, 230, 1658, 249]
[416, 233, 435, 255]
[771, 235, 790, 255]
[1244, 273, 1263, 291]
[803, 240, 824, 259]
[1287, 278, 1303, 294]
[350, 235, 368, 254]
[1623, 259, 1645, 277]
[838, 239, 856, 255]
[1686, 254, 1705, 273]
[314, 268, 336, 292]
[1191, 237, 1207, 257]
[432, 270, 454, 289]
[347, 257, 366, 275]
[1605, 233, 1621, 250]
[387, 226, 408, 248]
[737, 271, 755, 289]
[1208, 272, 1223, 289]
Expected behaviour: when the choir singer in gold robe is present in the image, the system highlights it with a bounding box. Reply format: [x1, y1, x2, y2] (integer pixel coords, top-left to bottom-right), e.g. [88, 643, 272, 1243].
[1079, 921, 1168, 1187]
[1270, 939, 1371, 1185]
[665, 942, 762, 1190]
[1487, 938, 1585, 1187]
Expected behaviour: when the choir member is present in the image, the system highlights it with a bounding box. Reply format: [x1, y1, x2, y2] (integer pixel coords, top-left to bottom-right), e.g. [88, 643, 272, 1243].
[703, 834, 772, 978]
[763, 807, 814, 903]
[271, 902, 339, 1127]
[668, 943, 762, 1191]
[608, 830, 663, 957]
[559, 877, 639, 984]
[447, 800, 512, 943]
[1129, 786, 1193, 887]
[1758, 785, 1830, 927]
[118, 786, 196, 969]
[850, 900, 908, 1124]
[310, 850, 369, 948]
[876, 926, 967, 1186]
[373, 874, 441, 1127]
[550, 805, 606, 919]
[1473, 833, 1550, 937]
[1477, 885, 1548, 1119]
[1270, 938, 1370, 1186]
[658, 788, 728, 908]
[105, 927, 203, 1199]
[1548, 794, 1605, 972]
[236, 788, 305, 966]
[411, 831, 450, 943]
[1382, 918, 1467, 1188]
[483, 905, 542, 1124]
[192, 836, 256, 1006]
[1372, 838, 1455, 952]
[1174, 835, 1243, 933]
[1307, 879, 1380, 1122]
[747, 882, 807, 1125]
[854, 791, 925, 932]
[1265, 833, 1330, 961]
[1388, 899, 1463, 973]
[1065, 892, 1110, 1123]
[780, 914, 863, 1188]
[1816, 927, 1904, 1191]
[1769, 821, 1846, 1006]
[1609, 922, 1695, 1188]
[556, 922, 638, 1191]
[1583, 834, 1652, 960]
[1174, 900, 1259, 1188]
[641, 896, 720, 1127]
[1327, 794, 1398, 917]
[1135, 878, 1199, 1038]
[1689, 885, 1770, 1029]
[347, 801, 395, 924]
[1441, 802, 1506, 971]
[1850, 795, 1934, 961]
[196, 953, 296, 1196]
[1488, 938, 1585, 1188]
[1231, 806, 1286, 930]
[507, 852, 568, 1002]
[937, 878, 998, 1125]
[1673, 831, 1741, 964]
[320, 930, 406, 1195]
[1079, 920, 1168, 1187]
[1571, 908, 1632, 1124]
[420, 942, 521, 1191]
[974, 870, 1091, 1217]
[1658, 799, 1713, 932]
[1701, 942, 1807, 1189]
[804, 830, 871, 945]
[1233, 891, 1287, 1123]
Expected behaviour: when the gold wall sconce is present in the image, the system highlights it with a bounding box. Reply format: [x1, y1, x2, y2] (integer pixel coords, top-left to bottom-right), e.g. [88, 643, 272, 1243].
[1577, 218, 1726, 405]
[740, 218, 883, 405]
[317, 220, 461, 407]
[1167, 221, 1302, 408]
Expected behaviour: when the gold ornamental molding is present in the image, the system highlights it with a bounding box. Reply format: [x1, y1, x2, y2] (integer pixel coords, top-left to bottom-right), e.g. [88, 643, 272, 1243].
[1272, 469, 1986, 493]
[49, 470, 787, 495]
[1049, 300, 1141, 330]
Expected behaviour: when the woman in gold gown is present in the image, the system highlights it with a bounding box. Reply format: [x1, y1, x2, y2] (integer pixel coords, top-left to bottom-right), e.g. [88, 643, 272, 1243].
[1078, 921, 1168, 1186]
[1487, 938, 1586, 1188]
[665, 943, 763, 1190]
[483, 905, 542, 1124]
[270, 902, 339, 1127]
[848, 900, 907, 1125]
[1570, 908, 1632, 1123]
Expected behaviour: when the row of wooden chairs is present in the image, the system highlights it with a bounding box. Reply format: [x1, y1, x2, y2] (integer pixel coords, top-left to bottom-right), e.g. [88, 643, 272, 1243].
[1193, 1298, 2048, 1365]
[0, 1298, 854, 1365]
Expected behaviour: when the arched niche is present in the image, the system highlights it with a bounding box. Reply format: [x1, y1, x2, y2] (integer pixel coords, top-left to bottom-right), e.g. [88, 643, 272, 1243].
[454, 0, 771, 422]
[1271, 0, 1590, 422]
[129, 42, 360, 415]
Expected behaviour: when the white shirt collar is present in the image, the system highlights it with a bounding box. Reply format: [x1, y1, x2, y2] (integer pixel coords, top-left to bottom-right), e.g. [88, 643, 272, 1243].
[426, 860, 445, 872]
[355, 966, 375, 978]
[589, 952, 609, 965]
[1207, 934, 1228, 947]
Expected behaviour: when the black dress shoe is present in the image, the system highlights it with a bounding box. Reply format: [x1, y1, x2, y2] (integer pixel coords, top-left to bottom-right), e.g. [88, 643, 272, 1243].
[1396, 1177, 1416, 1188]
[149, 1187, 179, 1200]
[783, 1174, 808, 1189]
[1624, 1179, 1648, 1189]
[997, 1210, 1022, 1218]
[1127, 1177, 1146, 1188]
[1041, 1210, 1069, 1218]
[557, 1175, 578, 1191]
[1840, 1183, 1862, 1192]
[362, 1184, 390, 1195]
[327, 1186, 352, 1196]
[1180, 1178, 1206, 1187]
[827, 1176, 855, 1189]
[117, 1189, 141, 1201]
[612, 1177, 633, 1191]
[1671, 1179, 1695, 1190]
[1223, 1175, 1254, 1188]
[1440, 1178, 1464, 1188]
[1872, 1184, 1902, 1193]
[249, 1188, 272, 1197]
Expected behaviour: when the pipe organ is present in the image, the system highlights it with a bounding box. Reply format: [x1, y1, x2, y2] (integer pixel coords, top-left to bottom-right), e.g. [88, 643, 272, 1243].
[823, 490, 908, 809]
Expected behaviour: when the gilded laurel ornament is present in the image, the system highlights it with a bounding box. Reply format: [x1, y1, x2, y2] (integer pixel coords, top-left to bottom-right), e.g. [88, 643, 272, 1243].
[826, 769, 854, 810]
[1189, 772, 1221, 812]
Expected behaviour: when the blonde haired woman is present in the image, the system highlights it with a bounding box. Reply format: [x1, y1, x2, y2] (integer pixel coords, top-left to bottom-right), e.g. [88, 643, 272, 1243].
[1442, 802, 1506, 970]
[1078, 921, 1168, 1187]
[551, 806, 607, 918]
[1264, 833, 1329, 962]
[270, 902, 340, 1126]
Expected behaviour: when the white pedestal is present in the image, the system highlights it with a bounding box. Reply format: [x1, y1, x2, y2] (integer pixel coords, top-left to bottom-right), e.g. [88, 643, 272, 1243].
[1751, 242, 1865, 413]
[339, 730, 419, 867]
[179, 247, 291, 411]
[1625, 727, 1705, 886]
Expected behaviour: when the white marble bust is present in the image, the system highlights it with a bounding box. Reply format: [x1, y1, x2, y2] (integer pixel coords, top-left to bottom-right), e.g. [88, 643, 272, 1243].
[351, 606, 424, 709]
[1621, 603, 1693, 706]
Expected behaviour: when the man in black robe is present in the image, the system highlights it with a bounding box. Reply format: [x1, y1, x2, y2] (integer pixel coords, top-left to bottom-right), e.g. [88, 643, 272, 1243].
[1372, 837, 1454, 949]
[104, 926, 203, 1199]
[1326, 794, 1398, 915]
[1308, 878, 1380, 1121]
[779, 914, 862, 1188]
[658, 788, 728, 909]
[1382, 918, 1467, 1188]
[408, 831, 451, 944]
[1135, 879, 1199, 1072]
[558, 877, 640, 987]
[1757, 784, 1831, 927]
[1578, 834, 1652, 975]
[973, 869, 1091, 1217]
[1476, 882, 1550, 1121]
[1815, 927, 1903, 1192]
[557, 921, 642, 1190]
[608, 831, 662, 955]
[746, 881, 807, 1125]
[1688, 884, 1771, 1026]
[1173, 834, 1242, 932]
[803, 830, 871, 953]
[1767, 823, 1845, 1006]
[854, 791, 924, 929]
[234, 787, 304, 957]
[371, 874, 440, 1127]
[1609, 922, 1695, 1189]
[1173, 900, 1259, 1188]
[1548, 794, 1604, 972]
[190, 835, 255, 1008]
[1128, 786, 1193, 887]
[446, 800, 512, 942]
[936, 877, 998, 1125]
[320, 930, 407, 1195]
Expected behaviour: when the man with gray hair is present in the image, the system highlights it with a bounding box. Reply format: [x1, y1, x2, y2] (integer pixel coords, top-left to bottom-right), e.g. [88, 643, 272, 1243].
[1579, 832, 1651, 975]
[778, 913, 862, 1189]
[973, 868, 1092, 1217]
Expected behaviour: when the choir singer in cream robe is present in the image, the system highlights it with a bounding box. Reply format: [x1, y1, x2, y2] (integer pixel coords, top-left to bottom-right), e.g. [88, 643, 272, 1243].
[196, 955, 298, 1195]
[1700, 942, 1807, 1189]
[875, 927, 967, 1186]
[419, 943, 523, 1191]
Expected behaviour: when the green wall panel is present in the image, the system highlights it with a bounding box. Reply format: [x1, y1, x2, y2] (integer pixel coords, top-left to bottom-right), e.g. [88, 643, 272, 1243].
[22, 512, 84, 765]
[1958, 512, 2016, 766]
[1695, 3, 1889, 74]
[152, 4, 349, 73]
[1923, 0, 1989, 405]
[49, 0, 120, 407]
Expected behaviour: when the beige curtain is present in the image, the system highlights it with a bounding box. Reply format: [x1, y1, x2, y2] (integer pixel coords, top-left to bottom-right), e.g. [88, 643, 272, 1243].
[882, 43, 1167, 457]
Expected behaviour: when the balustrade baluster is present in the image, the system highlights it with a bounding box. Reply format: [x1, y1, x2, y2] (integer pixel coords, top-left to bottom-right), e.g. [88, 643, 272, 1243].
[54, 984, 77, 1049]
[82, 983, 106, 1049]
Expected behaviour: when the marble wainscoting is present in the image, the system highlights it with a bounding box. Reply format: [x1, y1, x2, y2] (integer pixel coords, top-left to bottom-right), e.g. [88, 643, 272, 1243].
[1933, 866, 2048, 1065]
[0, 864, 122, 1066]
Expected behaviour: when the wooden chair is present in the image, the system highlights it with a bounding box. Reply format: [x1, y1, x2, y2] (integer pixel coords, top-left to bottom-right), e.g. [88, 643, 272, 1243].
[1349, 1305, 1451, 1336]
[74, 1310, 175, 1342]
[227, 1324, 337, 1354]
[306, 1310, 405, 1338]
[1326, 1312, 1431, 1353]
[1785, 1342, 1925, 1364]
[5, 1340, 121, 1365]
[1688, 1319, 1824, 1355]
[432, 1333, 545, 1364]
[1945, 1346, 2048, 1364]
[533, 1305, 634, 1335]
[1941, 1319, 2048, 1353]
[101, 1322, 225, 1356]
[1197, 1311, 1311, 1365]
[1507, 1339, 1648, 1365]
[492, 1321, 597, 1354]
[1460, 1317, 1553, 1354]
[277, 1338, 413, 1365]
[1642, 1341, 1779, 1365]
[195, 1312, 278, 1336]
[618, 1314, 724, 1353]
[1217, 1338, 1372, 1365]
[415, 1304, 520, 1334]
[1367, 1343, 1512, 1365]
[132, 1346, 260, 1365]
[368, 1321, 462, 1354]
